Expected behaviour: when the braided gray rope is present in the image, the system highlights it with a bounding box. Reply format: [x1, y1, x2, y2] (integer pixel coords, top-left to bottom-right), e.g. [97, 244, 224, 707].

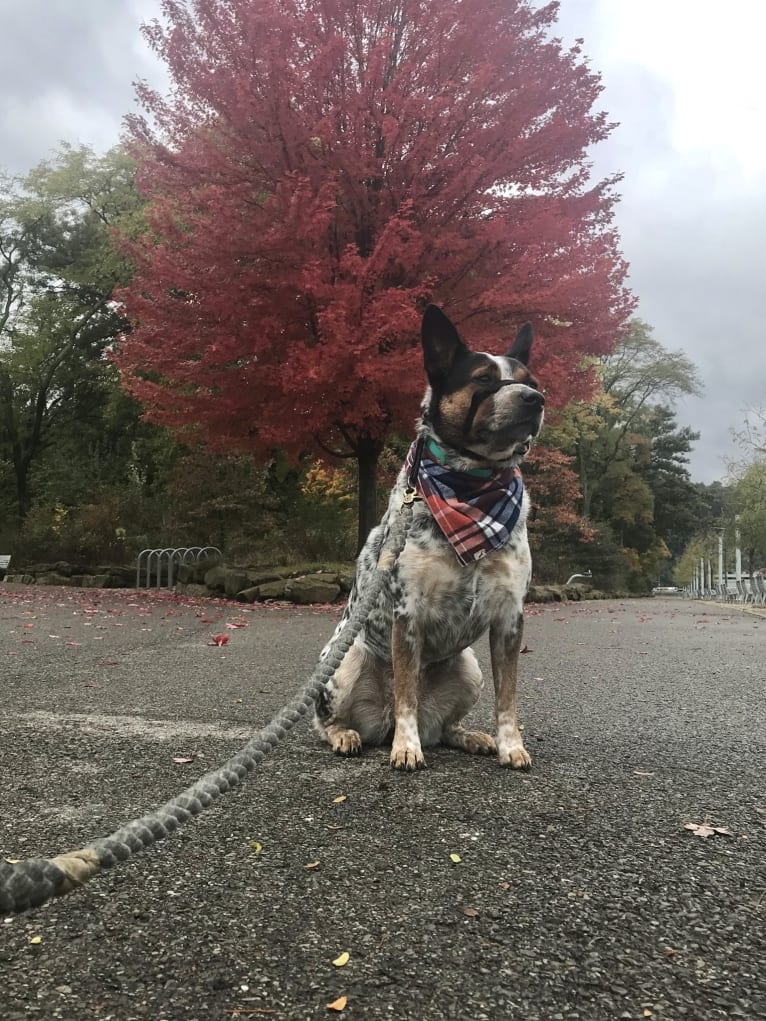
[0, 504, 412, 915]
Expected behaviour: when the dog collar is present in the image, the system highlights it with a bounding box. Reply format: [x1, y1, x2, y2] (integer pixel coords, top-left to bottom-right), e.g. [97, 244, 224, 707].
[423, 438, 495, 478]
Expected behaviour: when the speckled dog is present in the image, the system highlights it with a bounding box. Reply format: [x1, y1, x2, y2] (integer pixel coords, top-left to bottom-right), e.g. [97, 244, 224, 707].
[315, 305, 545, 770]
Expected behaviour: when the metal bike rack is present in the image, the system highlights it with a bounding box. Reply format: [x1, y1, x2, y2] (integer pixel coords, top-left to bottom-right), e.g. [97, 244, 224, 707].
[135, 546, 223, 589]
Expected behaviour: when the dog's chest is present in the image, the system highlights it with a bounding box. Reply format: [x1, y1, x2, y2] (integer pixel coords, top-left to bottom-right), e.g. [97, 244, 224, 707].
[388, 516, 531, 662]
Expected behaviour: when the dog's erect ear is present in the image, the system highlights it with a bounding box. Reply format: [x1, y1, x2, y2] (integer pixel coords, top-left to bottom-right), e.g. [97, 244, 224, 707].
[421, 305, 468, 383]
[506, 322, 534, 366]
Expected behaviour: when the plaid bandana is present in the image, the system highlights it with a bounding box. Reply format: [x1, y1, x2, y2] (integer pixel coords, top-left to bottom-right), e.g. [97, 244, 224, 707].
[404, 439, 525, 565]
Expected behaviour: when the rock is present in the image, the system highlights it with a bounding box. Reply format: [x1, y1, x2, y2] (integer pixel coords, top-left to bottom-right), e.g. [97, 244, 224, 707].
[4, 574, 35, 585]
[338, 571, 355, 593]
[35, 572, 71, 587]
[235, 586, 261, 603]
[285, 578, 341, 604]
[256, 580, 288, 600]
[204, 565, 228, 591]
[223, 569, 252, 598]
[52, 561, 74, 577]
[246, 570, 287, 586]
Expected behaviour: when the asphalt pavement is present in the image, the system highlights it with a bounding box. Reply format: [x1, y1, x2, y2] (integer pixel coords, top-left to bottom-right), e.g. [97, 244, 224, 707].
[0, 585, 764, 1021]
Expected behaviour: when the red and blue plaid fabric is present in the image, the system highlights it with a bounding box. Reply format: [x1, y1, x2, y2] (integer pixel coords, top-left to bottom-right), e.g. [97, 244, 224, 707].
[404, 440, 525, 565]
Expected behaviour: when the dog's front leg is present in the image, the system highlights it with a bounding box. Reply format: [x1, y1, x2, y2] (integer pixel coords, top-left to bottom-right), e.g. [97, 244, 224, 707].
[490, 612, 531, 768]
[390, 616, 426, 771]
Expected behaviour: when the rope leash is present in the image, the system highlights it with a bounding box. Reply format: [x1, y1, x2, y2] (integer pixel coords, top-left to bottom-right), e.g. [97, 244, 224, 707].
[0, 502, 414, 916]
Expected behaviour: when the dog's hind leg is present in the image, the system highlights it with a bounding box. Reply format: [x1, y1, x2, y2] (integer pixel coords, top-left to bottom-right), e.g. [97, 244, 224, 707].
[314, 640, 390, 756]
[426, 649, 497, 755]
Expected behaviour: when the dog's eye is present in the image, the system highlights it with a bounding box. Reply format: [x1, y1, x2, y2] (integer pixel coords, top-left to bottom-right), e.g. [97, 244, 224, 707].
[474, 374, 494, 385]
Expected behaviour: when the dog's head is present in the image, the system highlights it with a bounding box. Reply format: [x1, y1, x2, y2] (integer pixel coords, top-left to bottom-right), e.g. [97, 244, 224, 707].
[419, 304, 544, 467]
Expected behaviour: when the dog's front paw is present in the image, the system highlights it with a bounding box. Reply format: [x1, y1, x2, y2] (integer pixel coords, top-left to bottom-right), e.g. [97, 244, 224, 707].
[497, 743, 532, 769]
[390, 743, 426, 771]
[330, 729, 362, 756]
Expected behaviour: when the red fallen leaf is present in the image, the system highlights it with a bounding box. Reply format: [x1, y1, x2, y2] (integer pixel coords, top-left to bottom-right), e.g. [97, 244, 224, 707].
[226, 621, 247, 629]
[198, 617, 213, 623]
[209, 634, 229, 646]
[554, 617, 568, 622]
[519, 645, 532, 653]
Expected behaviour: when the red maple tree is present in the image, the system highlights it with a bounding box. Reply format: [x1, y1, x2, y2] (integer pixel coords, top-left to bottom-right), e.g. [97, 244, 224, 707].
[116, 0, 634, 546]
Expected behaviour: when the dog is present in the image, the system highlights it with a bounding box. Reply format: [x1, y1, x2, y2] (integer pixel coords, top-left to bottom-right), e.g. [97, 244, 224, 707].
[314, 304, 545, 770]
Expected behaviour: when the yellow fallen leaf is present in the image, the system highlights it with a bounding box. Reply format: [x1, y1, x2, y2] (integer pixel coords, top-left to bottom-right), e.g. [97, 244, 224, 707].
[249, 840, 263, 853]
[449, 853, 462, 864]
[29, 935, 42, 945]
[327, 995, 348, 1012]
[332, 795, 347, 804]
[304, 860, 321, 869]
[4, 857, 21, 864]
[332, 951, 350, 967]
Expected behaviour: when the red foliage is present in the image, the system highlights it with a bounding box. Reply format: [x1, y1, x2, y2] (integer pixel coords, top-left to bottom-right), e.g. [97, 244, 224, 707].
[116, 0, 634, 458]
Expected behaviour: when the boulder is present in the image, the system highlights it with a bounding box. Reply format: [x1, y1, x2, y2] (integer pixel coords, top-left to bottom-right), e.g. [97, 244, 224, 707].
[204, 565, 228, 591]
[235, 586, 262, 603]
[256, 580, 289, 601]
[338, 571, 355, 594]
[223, 569, 252, 598]
[285, 577, 341, 605]
[36, 572, 71, 587]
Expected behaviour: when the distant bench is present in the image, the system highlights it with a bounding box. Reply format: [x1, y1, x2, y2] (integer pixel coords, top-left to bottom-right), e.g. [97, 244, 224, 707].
[0, 555, 10, 579]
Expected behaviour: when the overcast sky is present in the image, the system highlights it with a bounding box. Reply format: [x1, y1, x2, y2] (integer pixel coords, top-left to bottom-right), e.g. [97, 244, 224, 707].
[1, 0, 763, 484]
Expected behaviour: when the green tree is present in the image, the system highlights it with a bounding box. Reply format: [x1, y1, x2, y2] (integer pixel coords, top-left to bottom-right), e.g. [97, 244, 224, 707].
[0, 145, 141, 519]
[730, 462, 766, 576]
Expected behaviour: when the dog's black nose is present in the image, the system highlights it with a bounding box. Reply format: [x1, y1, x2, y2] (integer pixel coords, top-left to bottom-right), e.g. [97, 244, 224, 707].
[521, 389, 545, 408]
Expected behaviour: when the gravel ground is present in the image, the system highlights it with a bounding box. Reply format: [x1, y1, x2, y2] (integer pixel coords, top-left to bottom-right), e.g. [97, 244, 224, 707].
[0, 586, 764, 1021]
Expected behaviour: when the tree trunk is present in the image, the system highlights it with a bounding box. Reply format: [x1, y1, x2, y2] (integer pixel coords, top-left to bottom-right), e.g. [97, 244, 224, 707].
[14, 453, 31, 520]
[356, 437, 383, 553]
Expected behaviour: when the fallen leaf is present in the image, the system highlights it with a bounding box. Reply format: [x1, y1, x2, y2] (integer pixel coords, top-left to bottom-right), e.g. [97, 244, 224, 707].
[462, 906, 480, 917]
[332, 951, 350, 967]
[327, 996, 348, 1012]
[449, 853, 462, 864]
[633, 770, 655, 777]
[29, 935, 42, 945]
[304, 860, 321, 869]
[332, 794, 347, 804]
[684, 822, 733, 839]
[4, 857, 21, 864]
[173, 756, 195, 764]
[249, 840, 263, 853]
[498, 882, 511, 891]
[519, 645, 531, 653]
[209, 634, 229, 646]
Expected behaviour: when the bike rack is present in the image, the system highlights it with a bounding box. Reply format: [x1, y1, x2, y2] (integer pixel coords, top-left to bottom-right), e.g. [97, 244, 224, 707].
[135, 546, 223, 589]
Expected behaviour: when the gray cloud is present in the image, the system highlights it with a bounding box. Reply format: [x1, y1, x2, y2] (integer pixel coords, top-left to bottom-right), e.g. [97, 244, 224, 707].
[0, 0, 164, 172]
